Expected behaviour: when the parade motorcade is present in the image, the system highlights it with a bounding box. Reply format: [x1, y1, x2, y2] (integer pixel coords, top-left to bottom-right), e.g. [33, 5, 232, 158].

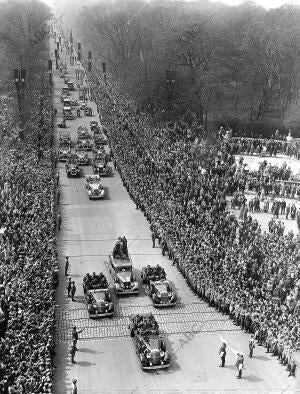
[141, 265, 177, 307]
[58, 143, 71, 162]
[83, 273, 114, 318]
[90, 120, 99, 131]
[94, 134, 108, 146]
[77, 126, 89, 139]
[79, 90, 85, 101]
[129, 313, 171, 370]
[70, 99, 79, 106]
[65, 155, 80, 177]
[63, 106, 74, 120]
[63, 97, 71, 107]
[61, 86, 69, 95]
[85, 175, 105, 199]
[67, 82, 75, 91]
[75, 149, 89, 165]
[77, 137, 92, 151]
[92, 155, 108, 176]
[145, 279, 177, 308]
[92, 144, 106, 156]
[57, 118, 66, 128]
[59, 131, 71, 145]
[109, 237, 139, 295]
[80, 101, 88, 110]
[141, 265, 166, 284]
[60, 93, 69, 103]
[84, 106, 93, 116]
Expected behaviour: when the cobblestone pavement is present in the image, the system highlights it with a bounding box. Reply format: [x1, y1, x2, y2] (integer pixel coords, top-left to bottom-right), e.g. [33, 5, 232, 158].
[55, 301, 240, 341]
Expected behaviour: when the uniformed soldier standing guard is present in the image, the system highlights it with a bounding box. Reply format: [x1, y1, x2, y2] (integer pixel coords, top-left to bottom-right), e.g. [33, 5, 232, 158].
[235, 352, 244, 379]
[219, 342, 227, 367]
[249, 334, 255, 358]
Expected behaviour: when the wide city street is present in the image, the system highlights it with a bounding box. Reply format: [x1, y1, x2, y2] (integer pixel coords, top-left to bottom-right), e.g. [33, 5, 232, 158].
[52, 42, 299, 393]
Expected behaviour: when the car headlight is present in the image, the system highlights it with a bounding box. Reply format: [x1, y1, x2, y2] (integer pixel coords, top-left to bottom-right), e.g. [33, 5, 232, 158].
[160, 351, 165, 358]
[120, 282, 124, 288]
[146, 353, 151, 359]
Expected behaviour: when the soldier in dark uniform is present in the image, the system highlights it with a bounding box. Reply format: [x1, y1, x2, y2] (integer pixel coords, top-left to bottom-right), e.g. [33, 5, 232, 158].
[219, 342, 227, 367]
[236, 352, 244, 378]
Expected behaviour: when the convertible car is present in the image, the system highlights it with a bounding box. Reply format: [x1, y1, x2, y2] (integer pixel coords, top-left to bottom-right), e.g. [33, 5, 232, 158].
[109, 236, 138, 295]
[94, 134, 108, 146]
[83, 273, 113, 318]
[129, 313, 171, 370]
[77, 137, 92, 151]
[59, 131, 71, 146]
[141, 265, 166, 284]
[77, 126, 89, 139]
[58, 143, 71, 162]
[92, 155, 109, 176]
[85, 175, 105, 199]
[145, 279, 177, 308]
[65, 155, 80, 177]
[75, 149, 89, 165]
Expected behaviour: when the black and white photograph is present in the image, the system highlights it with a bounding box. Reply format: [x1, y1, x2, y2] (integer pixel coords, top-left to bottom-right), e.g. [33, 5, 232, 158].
[0, 0, 300, 392]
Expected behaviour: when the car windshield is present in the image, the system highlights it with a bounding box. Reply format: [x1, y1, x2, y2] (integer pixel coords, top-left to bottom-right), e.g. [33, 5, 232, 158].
[88, 177, 100, 184]
[155, 282, 169, 292]
[115, 265, 132, 272]
[91, 291, 105, 301]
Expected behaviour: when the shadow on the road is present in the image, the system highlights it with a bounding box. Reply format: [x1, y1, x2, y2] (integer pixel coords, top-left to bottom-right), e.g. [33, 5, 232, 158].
[78, 347, 104, 354]
[164, 336, 181, 373]
[103, 186, 110, 200]
[254, 355, 270, 361]
[75, 360, 97, 367]
[244, 374, 264, 382]
[226, 364, 237, 371]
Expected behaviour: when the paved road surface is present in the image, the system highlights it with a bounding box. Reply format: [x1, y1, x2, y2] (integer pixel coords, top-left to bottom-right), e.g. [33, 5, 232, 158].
[52, 40, 298, 393]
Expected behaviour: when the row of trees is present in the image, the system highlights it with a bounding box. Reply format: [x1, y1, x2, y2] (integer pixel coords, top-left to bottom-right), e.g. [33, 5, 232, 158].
[57, 0, 300, 133]
[0, 0, 51, 126]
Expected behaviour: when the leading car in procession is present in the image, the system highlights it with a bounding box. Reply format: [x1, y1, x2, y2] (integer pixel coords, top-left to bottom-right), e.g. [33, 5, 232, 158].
[129, 313, 171, 370]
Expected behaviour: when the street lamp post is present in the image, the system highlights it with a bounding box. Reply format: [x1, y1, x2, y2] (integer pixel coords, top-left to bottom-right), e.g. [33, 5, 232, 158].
[102, 62, 107, 85]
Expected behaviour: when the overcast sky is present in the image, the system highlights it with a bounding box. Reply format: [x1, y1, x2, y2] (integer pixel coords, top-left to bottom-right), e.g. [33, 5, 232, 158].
[43, 0, 300, 10]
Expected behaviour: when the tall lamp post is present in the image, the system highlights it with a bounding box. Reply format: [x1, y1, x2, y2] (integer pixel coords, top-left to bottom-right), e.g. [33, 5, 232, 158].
[48, 60, 52, 86]
[166, 70, 176, 110]
[13, 66, 27, 118]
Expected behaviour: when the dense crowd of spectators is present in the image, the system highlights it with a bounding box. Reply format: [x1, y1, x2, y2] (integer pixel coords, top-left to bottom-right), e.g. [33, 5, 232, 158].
[89, 72, 300, 376]
[223, 136, 300, 160]
[0, 81, 57, 393]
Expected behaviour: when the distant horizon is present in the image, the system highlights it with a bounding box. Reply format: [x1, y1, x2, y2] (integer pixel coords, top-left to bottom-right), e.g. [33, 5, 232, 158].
[43, 0, 300, 11]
